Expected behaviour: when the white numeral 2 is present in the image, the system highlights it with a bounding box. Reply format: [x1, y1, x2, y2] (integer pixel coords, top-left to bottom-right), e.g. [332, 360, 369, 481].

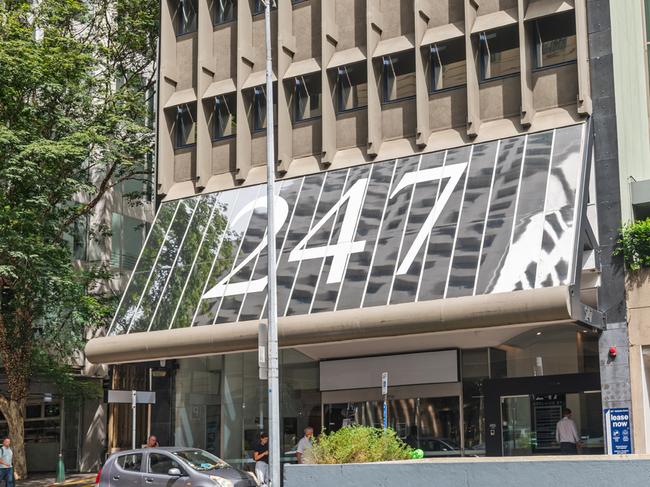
[202, 195, 289, 299]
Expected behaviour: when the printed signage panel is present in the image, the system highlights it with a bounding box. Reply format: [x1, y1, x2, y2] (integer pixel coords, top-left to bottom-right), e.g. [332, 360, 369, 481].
[605, 408, 632, 454]
[109, 124, 587, 335]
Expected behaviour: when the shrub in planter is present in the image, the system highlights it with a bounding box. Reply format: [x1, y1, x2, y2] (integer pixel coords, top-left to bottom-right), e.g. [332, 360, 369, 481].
[305, 426, 413, 464]
[615, 218, 650, 271]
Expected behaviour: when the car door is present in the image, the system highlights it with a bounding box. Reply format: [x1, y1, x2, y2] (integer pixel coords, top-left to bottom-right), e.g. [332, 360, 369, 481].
[144, 452, 190, 487]
[110, 452, 144, 487]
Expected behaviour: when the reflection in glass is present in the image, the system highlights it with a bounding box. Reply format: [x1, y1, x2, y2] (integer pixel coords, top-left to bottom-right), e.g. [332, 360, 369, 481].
[150, 195, 218, 331]
[534, 11, 577, 69]
[109, 201, 180, 335]
[130, 199, 199, 333]
[446, 142, 498, 298]
[418, 146, 471, 301]
[479, 25, 520, 80]
[364, 156, 421, 308]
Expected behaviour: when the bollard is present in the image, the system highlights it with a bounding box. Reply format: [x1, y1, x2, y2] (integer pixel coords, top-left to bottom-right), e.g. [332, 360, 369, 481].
[56, 453, 65, 483]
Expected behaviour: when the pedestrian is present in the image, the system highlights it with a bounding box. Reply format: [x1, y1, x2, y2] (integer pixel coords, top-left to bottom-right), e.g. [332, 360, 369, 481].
[0, 438, 13, 487]
[145, 435, 159, 448]
[295, 427, 313, 464]
[253, 433, 269, 486]
[556, 408, 581, 454]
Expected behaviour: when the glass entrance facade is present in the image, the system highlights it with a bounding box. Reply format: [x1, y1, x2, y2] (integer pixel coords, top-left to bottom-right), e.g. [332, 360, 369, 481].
[139, 323, 604, 463]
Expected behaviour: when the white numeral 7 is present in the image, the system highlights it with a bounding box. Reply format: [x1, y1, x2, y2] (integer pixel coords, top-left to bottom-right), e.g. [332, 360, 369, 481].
[391, 162, 467, 275]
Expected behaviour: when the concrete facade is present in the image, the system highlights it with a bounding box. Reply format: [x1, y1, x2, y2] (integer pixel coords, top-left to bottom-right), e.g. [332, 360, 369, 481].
[284, 456, 650, 487]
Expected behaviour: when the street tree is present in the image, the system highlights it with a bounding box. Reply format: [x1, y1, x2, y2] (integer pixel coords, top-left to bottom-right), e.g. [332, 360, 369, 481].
[0, 0, 158, 476]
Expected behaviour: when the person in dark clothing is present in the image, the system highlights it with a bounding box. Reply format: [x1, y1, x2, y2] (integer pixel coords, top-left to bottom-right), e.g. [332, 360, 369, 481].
[405, 425, 419, 448]
[253, 433, 269, 486]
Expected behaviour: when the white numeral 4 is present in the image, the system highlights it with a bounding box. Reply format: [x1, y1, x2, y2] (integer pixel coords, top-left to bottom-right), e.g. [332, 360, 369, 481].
[288, 178, 368, 284]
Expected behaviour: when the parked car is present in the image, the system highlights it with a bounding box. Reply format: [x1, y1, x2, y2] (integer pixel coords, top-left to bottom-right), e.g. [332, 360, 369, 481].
[97, 447, 258, 487]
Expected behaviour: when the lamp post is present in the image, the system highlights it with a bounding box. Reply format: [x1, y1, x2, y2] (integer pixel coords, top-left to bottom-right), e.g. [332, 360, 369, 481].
[262, 1, 281, 486]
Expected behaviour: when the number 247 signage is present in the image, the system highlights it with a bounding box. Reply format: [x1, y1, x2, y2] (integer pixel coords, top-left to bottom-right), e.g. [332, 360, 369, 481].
[111, 124, 584, 334]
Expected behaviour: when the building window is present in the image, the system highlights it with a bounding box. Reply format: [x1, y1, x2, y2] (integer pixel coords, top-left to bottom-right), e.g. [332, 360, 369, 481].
[337, 62, 368, 112]
[253, 0, 275, 15]
[213, 94, 236, 139]
[382, 50, 416, 103]
[214, 0, 235, 25]
[252, 85, 277, 131]
[479, 24, 520, 81]
[112, 213, 147, 270]
[429, 37, 466, 92]
[175, 103, 196, 148]
[63, 211, 88, 261]
[534, 12, 576, 69]
[294, 75, 321, 122]
[176, 0, 197, 36]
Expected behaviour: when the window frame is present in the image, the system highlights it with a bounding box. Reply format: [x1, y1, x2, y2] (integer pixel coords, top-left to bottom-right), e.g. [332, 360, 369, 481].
[532, 12, 577, 72]
[214, 0, 236, 25]
[213, 94, 236, 140]
[253, 0, 276, 16]
[382, 51, 417, 104]
[175, 103, 197, 149]
[293, 75, 322, 123]
[336, 63, 368, 114]
[253, 86, 267, 132]
[176, 0, 198, 36]
[429, 38, 467, 94]
[478, 25, 521, 83]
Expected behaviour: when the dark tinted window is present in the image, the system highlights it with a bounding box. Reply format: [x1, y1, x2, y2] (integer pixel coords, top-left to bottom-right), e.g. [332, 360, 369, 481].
[534, 11, 576, 68]
[117, 453, 143, 472]
[149, 453, 182, 475]
[479, 24, 520, 80]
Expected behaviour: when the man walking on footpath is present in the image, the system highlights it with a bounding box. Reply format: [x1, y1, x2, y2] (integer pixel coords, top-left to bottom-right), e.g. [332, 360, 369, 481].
[295, 427, 313, 464]
[556, 408, 581, 454]
[253, 433, 269, 487]
[0, 438, 13, 487]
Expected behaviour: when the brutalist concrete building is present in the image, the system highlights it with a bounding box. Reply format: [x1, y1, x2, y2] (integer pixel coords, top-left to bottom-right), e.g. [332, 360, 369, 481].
[86, 0, 635, 462]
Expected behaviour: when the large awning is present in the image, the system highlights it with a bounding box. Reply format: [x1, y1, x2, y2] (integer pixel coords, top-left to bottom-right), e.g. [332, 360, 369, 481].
[86, 123, 601, 364]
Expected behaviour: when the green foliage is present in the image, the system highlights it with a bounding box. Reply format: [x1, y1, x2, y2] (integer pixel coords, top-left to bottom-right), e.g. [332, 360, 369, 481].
[615, 218, 650, 271]
[0, 0, 158, 395]
[306, 426, 414, 464]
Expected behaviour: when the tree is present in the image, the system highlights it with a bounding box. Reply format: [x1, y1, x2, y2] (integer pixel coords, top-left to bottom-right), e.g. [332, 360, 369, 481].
[0, 0, 158, 476]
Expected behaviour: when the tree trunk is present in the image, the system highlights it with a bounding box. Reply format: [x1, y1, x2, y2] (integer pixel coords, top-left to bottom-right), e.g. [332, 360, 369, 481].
[2, 400, 26, 479]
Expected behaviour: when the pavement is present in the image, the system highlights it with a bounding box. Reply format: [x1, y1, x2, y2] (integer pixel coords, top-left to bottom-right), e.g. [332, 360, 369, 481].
[16, 473, 96, 487]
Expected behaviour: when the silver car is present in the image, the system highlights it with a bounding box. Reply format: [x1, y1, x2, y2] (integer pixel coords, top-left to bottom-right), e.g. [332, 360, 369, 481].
[98, 447, 258, 487]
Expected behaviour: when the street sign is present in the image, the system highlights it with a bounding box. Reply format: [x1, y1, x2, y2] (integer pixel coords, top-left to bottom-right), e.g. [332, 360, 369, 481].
[605, 408, 632, 454]
[258, 322, 268, 381]
[107, 390, 156, 404]
[107, 390, 156, 450]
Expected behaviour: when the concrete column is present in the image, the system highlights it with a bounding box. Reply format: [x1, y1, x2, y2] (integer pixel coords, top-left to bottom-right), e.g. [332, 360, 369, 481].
[321, 0, 337, 166]
[414, 0, 431, 148]
[464, 0, 480, 137]
[366, 2, 383, 157]
[235, 0, 254, 183]
[518, 0, 534, 127]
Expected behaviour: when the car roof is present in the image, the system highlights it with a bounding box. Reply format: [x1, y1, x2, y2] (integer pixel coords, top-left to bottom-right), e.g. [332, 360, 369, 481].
[112, 447, 205, 455]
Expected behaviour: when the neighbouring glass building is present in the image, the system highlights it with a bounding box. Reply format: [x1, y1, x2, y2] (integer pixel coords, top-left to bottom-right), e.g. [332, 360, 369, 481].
[87, 0, 632, 466]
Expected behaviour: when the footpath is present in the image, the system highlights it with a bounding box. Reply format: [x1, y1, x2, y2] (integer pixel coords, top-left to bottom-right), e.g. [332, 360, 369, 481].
[16, 473, 96, 487]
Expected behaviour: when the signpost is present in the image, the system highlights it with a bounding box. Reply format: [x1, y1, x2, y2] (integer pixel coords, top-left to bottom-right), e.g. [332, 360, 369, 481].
[605, 408, 632, 454]
[382, 372, 388, 430]
[107, 390, 156, 450]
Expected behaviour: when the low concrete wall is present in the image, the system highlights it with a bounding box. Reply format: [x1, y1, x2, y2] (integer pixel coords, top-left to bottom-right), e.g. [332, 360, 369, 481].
[284, 456, 650, 487]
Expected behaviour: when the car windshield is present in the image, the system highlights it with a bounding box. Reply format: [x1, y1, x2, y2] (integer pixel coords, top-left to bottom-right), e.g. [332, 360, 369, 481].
[172, 450, 230, 471]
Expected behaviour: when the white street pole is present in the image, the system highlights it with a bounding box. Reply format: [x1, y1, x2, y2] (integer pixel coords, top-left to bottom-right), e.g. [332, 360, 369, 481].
[263, 2, 281, 486]
[131, 390, 137, 450]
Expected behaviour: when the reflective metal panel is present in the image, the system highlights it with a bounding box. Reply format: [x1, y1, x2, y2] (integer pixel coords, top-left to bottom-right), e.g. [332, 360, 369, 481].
[108, 125, 589, 335]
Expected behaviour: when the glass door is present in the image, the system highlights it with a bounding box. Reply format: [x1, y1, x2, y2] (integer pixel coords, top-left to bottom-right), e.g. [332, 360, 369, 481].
[501, 395, 533, 456]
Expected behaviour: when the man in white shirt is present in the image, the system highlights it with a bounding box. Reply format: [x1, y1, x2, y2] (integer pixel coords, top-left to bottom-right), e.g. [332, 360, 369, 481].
[0, 437, 13, 487]
[295, 427, 314, 464]
[556, 408, 581, 454]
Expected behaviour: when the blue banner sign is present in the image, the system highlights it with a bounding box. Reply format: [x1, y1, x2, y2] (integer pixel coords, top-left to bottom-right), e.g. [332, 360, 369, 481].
[605, 408, 632, 454]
